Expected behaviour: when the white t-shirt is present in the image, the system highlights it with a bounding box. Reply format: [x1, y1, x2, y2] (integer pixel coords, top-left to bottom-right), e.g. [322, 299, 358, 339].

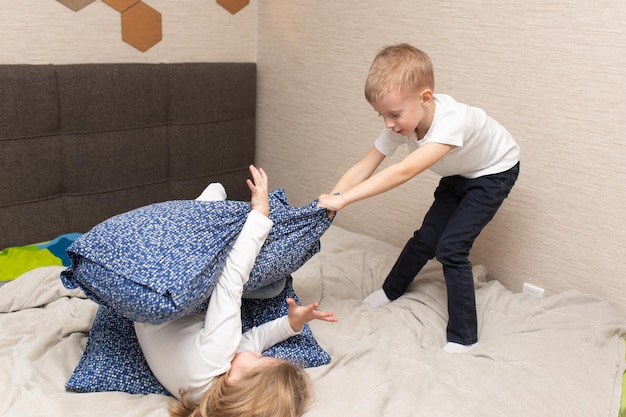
[134, 210, 298, 401]
[374, 94, 520, 178]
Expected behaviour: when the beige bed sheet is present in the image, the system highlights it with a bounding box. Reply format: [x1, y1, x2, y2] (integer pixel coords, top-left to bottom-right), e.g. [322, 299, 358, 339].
[0, 224, 624, 417]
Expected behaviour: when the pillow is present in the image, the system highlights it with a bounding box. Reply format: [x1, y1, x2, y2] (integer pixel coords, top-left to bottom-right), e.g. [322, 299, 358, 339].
[61, 189, 332, 324]
[67, 277, 330, 396]
[66, 304, 171, 396]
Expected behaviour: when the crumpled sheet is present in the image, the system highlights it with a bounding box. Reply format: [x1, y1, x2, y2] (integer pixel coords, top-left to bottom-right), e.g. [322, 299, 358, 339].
[1, 224, 625, 417]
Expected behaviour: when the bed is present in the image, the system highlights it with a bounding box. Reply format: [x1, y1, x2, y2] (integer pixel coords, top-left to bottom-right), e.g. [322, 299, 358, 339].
[1, 63, 625, 417]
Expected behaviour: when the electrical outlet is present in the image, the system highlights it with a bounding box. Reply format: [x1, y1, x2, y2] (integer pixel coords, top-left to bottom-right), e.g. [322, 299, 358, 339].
[522, 282, 545, 299]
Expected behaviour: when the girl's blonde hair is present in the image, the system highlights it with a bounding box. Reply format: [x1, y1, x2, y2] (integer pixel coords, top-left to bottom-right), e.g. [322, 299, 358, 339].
[364, 43, 435, 104]
[169, 359, 312, 417]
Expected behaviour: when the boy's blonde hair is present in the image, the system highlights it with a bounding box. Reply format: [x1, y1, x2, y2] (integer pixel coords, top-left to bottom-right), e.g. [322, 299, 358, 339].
[364, 43, 435, 104]
[169, 359, 312, 417]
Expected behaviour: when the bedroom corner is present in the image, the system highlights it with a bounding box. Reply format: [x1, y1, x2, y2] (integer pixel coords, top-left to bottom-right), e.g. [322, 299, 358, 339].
[1, 1, 625, 417]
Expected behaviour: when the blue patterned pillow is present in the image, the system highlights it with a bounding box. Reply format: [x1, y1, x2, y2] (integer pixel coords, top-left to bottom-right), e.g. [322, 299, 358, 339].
[61, 189, 332, 324]
[66, 304, 171, 396]
[67, 277, 330, 396]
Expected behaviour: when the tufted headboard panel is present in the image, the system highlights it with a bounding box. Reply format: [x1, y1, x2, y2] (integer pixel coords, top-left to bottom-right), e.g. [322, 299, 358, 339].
[0, 63, 256, 249]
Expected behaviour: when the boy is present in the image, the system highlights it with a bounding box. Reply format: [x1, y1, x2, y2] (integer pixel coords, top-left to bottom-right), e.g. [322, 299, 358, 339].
[317, 43, 519, 353]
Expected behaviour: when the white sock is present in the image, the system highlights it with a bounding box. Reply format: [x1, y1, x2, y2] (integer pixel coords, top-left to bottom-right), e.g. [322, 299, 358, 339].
[363, 289, 391, 308]
[443, 342, 476, 354]
[196, 183, 227, 201]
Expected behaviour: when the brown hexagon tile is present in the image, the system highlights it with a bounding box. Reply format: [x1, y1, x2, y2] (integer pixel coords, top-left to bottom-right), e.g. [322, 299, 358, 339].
[102, 0, 140, 12]
[57, 0, 96, 11]
[217, 0, 249, 14]
[121, 2, 162, 52]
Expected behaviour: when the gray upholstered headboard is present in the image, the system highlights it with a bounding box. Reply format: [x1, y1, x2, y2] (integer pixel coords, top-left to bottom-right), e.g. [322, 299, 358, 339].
[0, 63, 256, 249]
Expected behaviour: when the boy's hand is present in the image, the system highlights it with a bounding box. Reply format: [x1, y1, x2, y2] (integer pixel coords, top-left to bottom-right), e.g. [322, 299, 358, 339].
[317, 193, 346, 212]
[286, 298, 338, 333]
[247, 165, 269, 217]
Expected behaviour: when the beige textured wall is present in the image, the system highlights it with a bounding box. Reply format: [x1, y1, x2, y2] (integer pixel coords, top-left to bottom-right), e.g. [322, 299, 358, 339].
[257, 1, 626, 316]
[2, 1, 624, 317]
[0, 0, 256, 63]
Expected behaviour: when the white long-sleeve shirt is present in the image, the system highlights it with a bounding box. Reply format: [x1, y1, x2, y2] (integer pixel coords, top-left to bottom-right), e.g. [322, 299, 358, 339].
[134, 210, 298, 400]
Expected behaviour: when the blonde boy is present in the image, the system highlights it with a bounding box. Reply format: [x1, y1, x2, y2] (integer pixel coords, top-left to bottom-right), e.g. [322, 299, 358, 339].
[318, 43, 520, 353]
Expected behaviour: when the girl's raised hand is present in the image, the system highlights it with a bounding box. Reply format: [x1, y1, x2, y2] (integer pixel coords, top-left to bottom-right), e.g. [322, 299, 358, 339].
[247, 164, 269, 217]
[286, 297, 338, 333]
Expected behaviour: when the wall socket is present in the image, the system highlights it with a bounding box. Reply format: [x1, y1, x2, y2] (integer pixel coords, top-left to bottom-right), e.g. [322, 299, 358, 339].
[522, 282, 545, 299]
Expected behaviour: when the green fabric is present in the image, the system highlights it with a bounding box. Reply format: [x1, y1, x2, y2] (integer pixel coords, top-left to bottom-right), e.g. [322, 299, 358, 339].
[0, 233, 81, 281]
[621, 340, 626, 417]
[0, 245, 63, 281]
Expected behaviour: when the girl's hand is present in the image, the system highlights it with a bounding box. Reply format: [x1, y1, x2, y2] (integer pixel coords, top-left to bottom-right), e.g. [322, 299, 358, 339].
[247, 165, 269, 217]
[286, 298, 338, 333]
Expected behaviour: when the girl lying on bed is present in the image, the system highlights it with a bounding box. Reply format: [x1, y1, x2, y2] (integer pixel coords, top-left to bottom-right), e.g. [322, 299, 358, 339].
[134, 165, 338, 417]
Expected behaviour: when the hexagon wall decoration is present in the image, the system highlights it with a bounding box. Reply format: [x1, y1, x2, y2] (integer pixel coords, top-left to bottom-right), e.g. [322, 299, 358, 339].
[55, 0, 249, 52]
[101, 0, 140, 12]
[121, 2, 162, 52]
[217, 0, 249, 14]
[57, 0, 96, 11]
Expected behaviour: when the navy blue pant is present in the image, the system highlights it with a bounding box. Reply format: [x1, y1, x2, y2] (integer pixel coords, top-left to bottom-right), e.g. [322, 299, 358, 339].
[382, 162, 519, 345]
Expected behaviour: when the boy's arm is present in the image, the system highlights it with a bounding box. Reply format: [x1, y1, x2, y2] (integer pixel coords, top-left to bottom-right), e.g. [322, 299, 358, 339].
[319, 142, 453, 211]
[330, 146, 386, 194]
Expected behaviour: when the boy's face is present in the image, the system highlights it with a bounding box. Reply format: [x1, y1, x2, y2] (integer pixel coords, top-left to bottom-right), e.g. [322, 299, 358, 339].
[372, 90, 432, 137]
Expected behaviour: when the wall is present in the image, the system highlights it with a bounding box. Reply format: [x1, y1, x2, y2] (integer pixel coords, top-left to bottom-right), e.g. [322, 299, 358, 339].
[256, 1, 626, 317]
[2, 0, 624, 318]
[0, 0, 256, 63]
